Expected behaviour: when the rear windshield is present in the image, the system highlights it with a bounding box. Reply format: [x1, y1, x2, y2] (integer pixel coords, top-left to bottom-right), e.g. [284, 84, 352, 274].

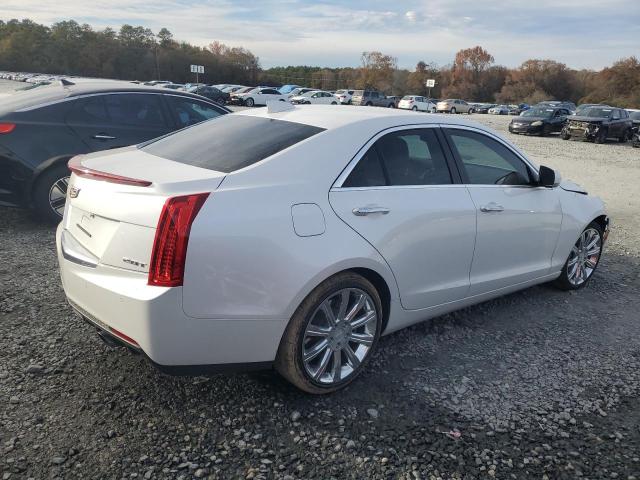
[141, 115, 325, 173]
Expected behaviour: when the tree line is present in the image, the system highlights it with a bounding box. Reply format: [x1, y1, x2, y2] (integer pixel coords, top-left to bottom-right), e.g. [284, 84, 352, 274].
[1, 19, 638, 108]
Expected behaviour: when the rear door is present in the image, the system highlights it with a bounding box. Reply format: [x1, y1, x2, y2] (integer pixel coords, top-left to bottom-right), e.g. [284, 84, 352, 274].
[66, 93, 171, 151]
[329, 127, 477, 310]
[443, 127, 562, 295]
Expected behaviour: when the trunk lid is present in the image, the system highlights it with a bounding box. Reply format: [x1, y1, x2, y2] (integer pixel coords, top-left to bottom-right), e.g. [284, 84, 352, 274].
[63, 147, 225, 273]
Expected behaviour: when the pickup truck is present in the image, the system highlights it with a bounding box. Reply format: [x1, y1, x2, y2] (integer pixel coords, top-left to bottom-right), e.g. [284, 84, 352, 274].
[351, 90, 395, 108]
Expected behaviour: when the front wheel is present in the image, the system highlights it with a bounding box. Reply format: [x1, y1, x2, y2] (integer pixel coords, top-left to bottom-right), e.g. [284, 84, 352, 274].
[553, 222, 603, 291]
[450, 107, 457, 114]
[33, 163, 70, 224]
[244, 97, 255, 107]
[331, 101, 337, 105]
[431, 107, 436, 113]
[412, 106, 418, 111]
[594, 128, 607, 144]
[561, 129, 571, 140]
[275, 272, 382, 394]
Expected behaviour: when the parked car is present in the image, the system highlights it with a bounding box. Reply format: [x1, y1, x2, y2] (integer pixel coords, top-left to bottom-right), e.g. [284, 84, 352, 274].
[286, 87, 315, 99]
[228, 86, 257, 105]
[290, 90, 339, 105]
[474, 104, 496, 114]
[144, 80, 171, 86]
[351, 90, 395, 108]
[160, 83, 185, 90]
[561, 106, 634, 143]
[236, 87, 287, 107]
[436, 99, 474, 114]
[536, 101, 576, 112]
[398, 95, 437, 112]
[334, 89, 354, 105]
[509, 106, 571, 136]
[278, 84, 302, 95]
[56, 106, 608, 393]
[575, 103, 609, 116]
[632, 130, 640, 148]
[508, 104, 529, 115]
[488, 105, 510, 115]
[185, 85, 230, 105]
[626, 109, 640, 132]
[220, 85, 245, 93]
[0, 81, 229, 222]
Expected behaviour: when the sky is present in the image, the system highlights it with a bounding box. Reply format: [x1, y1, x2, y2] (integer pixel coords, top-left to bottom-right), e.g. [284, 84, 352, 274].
[3, 0, 640, 70]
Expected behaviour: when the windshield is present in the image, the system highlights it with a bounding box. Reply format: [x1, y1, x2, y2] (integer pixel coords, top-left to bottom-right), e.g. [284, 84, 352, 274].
[522, 108, 554, 118]
[581, 107, 613, 118]
[402, 96, 415, 100]
[352, 90, 364, 96]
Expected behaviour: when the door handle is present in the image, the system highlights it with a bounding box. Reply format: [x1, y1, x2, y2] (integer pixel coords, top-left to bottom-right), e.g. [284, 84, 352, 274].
[352, 206, 390, 216]
[92, 134, 116, 140]
[480, 203, 504, 212]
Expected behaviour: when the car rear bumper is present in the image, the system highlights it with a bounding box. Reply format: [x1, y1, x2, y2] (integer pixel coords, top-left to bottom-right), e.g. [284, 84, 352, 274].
[56, 224, 287, 372]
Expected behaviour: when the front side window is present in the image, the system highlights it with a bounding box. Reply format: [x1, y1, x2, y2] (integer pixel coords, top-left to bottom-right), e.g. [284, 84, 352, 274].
[343, 129, 452, 187]
[445, 129, 531, 186]
[104, 94, 167, 128]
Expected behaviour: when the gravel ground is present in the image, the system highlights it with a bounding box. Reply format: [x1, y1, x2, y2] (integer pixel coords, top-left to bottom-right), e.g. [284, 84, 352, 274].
[2, 79, 640, 479]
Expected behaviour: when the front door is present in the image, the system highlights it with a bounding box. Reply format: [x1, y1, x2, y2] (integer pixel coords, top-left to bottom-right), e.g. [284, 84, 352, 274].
[443, 127, 563, 295]
[66, 93, 171, 151]
[329, 127, 477, 310]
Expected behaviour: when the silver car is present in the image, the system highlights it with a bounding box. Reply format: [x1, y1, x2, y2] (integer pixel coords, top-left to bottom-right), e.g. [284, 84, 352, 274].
[436, 99, 474, 114]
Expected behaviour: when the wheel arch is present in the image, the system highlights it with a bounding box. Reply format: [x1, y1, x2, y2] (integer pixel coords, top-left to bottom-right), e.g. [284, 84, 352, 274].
[27, 154, 74, 205]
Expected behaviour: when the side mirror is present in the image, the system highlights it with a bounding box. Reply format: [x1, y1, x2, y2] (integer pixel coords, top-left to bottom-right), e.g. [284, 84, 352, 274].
[538, 165, 558, 187]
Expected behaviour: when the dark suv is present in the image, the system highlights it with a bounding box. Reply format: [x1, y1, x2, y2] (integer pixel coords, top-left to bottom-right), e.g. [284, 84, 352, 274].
[350, 90, 395, 108]
[562, 106, 634, 143]
[0, 81, 229, 222]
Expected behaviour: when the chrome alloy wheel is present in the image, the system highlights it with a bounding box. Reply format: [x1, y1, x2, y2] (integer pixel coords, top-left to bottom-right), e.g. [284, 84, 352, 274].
[49, 176, 70, 217]
[302, 288, 378, 385]
[567, 228, 602, 286]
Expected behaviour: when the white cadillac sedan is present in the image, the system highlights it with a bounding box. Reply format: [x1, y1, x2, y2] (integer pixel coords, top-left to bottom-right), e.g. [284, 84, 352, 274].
[57, 105, 609, 393]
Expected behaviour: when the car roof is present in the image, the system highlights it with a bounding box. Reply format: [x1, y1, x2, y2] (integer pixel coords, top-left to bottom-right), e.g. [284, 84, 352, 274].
[0, 80, 221, 114]
[235, 104, 488, 131]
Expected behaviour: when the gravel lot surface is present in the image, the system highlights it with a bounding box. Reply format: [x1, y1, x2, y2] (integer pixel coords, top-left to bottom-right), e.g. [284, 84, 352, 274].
[2, 79, 640, 479]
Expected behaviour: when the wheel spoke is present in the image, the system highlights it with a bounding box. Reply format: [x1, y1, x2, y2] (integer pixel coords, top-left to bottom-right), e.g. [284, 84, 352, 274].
[337, 289, 350, 322]
[331, 349, 342, 382]
[343, 345, 360, 368]
[344, 293, 365, 322]
[585, 258, 597, 269]
[305, 325, 330, 337]
[50, 196, 66, 209]
[349, 332, 374, 347]
[567, 256, 579, 266]
[350, 310, 376, 329]
[313, 349, 332, 380]
[320, 302, 337, 327]
[304, 339, 329, 362]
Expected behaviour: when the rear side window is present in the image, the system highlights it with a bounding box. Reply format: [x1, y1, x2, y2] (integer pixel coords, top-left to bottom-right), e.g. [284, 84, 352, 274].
[141, 115, 325, 173]
[166, 96, 223, 128]
[67, 96, 109, 125]
[344, 129, 452, 187]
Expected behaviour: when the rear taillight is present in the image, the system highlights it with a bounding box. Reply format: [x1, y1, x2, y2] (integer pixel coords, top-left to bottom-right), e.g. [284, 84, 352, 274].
[148, 193, 209, 287]
[0, 123, 16, 134]
[68, 156, 152, 187]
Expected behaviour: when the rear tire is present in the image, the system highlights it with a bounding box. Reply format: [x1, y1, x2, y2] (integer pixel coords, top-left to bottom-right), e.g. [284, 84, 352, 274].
[365, 102, 373, 107]
[553, 222, 603, 291]
[33, 163, 70, 224]
[275, 272, 382, 394]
